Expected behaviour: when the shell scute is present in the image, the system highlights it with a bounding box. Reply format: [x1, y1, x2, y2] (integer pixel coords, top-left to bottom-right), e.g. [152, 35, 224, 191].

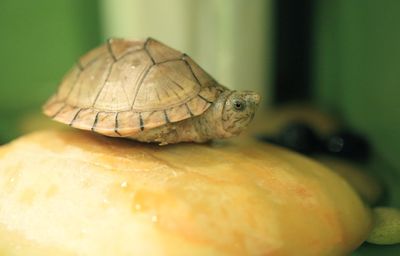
[166, 104, 192, 123]
[116, 111, 141, 136]
[92, 112, 118, 136]
[68, 55, 114, 108]
[43, 96, 63, 117]
[93, 50, 153, 111]
[70, 108, 98, 131]
[56, 66, 81, 102]
[132, 60, 199, 111]
[184, 55, 217, 88]
[108, 38, 145, 60]
[145, 38, 182, 63]
[186, 96, 211, 116]
[52, 105, 81, 125]
[79, 45, 107, 68]
[198, 86, 219, 103]
[141, 111, 168, 130]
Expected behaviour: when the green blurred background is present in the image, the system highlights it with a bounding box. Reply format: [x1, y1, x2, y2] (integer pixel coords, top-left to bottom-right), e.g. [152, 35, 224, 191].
[0, 0, 101, 141]
[0, 0, 399, 254]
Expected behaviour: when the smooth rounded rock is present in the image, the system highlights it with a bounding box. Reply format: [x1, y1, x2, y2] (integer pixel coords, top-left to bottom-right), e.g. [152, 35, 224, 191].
[367, 207, 400, 245]
[0, 130, 372, 255]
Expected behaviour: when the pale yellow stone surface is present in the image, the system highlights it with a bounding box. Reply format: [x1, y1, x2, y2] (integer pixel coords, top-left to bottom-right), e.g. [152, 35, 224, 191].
[367, 207, 400, 245]
[0, 130, 372, 255]
[315, 156, 383, 206]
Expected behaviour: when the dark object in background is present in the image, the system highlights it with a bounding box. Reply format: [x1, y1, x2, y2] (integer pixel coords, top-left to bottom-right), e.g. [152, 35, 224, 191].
[277, 122, 321, 154]
[258, 122, 371, 162]
[258, 121, 321, 155]
[323, 131, 371, 162]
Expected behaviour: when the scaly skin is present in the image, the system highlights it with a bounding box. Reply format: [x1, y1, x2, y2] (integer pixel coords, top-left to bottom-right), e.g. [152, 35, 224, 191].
[129, 91, 260, 145]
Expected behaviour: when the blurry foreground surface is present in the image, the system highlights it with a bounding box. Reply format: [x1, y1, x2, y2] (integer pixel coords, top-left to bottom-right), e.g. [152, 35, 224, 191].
[0, 130, 371, 255]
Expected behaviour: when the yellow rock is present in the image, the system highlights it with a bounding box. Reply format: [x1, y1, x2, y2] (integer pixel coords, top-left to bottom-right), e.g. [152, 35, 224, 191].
[315, 155, 383, 205]
[367, 207, 400, 245]
[0, 130, 372, 255]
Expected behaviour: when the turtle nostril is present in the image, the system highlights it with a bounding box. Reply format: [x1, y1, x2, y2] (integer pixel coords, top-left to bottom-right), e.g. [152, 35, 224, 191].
[251, 93, 261, 105]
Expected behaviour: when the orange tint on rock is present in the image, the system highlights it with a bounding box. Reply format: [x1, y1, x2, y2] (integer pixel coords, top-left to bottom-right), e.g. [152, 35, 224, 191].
[0, 130, 372, 255]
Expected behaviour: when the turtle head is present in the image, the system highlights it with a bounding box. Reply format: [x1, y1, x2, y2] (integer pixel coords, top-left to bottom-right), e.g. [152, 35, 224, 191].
[219, 91, 261, 136]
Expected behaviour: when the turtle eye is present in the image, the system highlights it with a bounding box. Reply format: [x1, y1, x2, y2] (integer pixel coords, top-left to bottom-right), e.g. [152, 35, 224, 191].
[233, 99, 246, 111]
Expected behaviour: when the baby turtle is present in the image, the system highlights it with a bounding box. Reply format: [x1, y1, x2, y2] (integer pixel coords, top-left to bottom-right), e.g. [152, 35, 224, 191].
[43, 38, 260, 144]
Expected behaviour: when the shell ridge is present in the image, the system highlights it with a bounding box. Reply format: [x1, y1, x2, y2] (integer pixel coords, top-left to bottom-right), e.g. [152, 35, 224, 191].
[185, 103, 194, 117]
[48, 100, 208, 135]
[127, 61, 203, 112]
[130, 64, 154, 109]
[91, 112, 100, 132]
[64, 51, 110, 106]
[163, 110, 170, 123]
[162, 86, 170, 97]
[116, 48, 145, 62]
[57, 66, 81, 101]
[75, 73, 84, 107]
[106, 39, 117, 62]
[155, 58, 183, 65]
[129, 56, 152, 108]
[164, 79, 182, 99]
[144, 38, 156, 64]
[51, 89, 212, 114]
[51, 103, 66, 118]
[69, 108, 83, 126]
[164, 68, 185, 91]
[119, 79, 131, 108]
[197, 94, 213, 103]
[155, 89, 161, 101]
[182, 54, 202, 87]
[139, 112, 144, 131]
[91, 62, 115, 107]
[80, 52, 106, 70]
[107, 50, 129, 111]
[114, 112, 122, 136]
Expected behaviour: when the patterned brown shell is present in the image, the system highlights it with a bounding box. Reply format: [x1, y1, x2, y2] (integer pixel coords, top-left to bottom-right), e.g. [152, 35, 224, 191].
[43, 38, 222, 137]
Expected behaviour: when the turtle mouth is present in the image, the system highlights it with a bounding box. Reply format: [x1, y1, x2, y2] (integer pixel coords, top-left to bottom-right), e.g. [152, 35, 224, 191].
[223, 111, 255, 136]
[222, 112, 254, 135]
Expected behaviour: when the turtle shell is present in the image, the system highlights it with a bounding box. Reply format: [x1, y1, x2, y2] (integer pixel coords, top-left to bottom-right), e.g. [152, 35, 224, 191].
[43, 38, 222, 137]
